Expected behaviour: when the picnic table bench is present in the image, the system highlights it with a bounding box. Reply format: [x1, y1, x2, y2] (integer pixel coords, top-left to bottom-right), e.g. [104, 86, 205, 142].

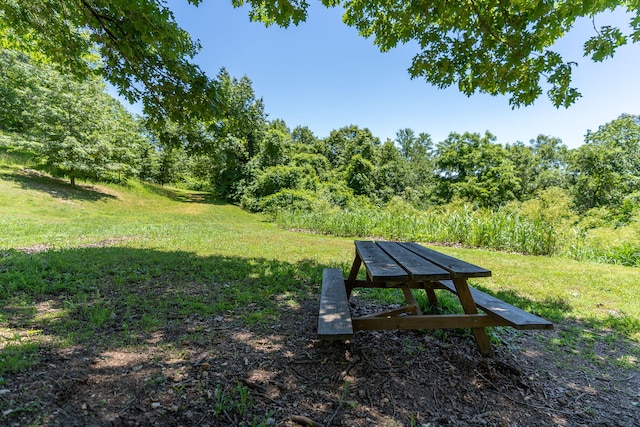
[318, 240, 553, 356]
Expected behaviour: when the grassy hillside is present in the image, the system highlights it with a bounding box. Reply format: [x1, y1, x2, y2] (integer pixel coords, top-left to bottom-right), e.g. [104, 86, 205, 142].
[1, 156, 639, 371]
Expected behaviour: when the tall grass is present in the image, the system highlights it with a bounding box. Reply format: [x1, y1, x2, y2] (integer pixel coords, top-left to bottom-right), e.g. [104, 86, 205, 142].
[565, 240, 640, 267]
[275, 207, 559, 256]
[275, 206, 639, 266]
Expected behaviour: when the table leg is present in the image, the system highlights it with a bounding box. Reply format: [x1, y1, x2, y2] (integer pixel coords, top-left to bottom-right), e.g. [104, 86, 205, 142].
[453, 278, 494, 356]
[401, 285, 422, 315]
[422, 282, 439, 310]
[345, 253, 362, 299]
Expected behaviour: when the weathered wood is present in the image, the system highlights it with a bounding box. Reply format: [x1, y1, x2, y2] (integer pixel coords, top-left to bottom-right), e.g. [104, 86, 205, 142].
[357, 305, 418, 319]
[352, 314, 505, 331]
[317, 268, 353, 339]
[323, 240, 552, 357]
[355, 240, 408, 283]
[423, 284, 439, 309]
[345, 253, 362, 298]
[451, 277, 494, 356]
[400, 285, 422, 315]
[438, 280, 554, 330]
[400, 242, 491, 278]
[376, 241, 451, 281]
[350, 279, 432, 290]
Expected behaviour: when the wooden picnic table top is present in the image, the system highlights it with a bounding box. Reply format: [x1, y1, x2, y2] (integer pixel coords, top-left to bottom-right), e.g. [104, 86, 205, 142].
[355, 240, 491, 283]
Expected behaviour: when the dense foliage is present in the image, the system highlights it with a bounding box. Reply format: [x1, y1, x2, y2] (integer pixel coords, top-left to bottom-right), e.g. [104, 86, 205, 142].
[0, 0, 214, 124]
[0, 49, 146, 185]
[1, 0, 639, 119]
[2, 44, 640, 218]
[1, 12, 639, 266]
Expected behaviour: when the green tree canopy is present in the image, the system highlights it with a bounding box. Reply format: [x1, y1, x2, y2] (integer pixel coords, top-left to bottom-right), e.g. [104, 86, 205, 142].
[435, 131, 520, 207]
[0, 0, 216, 123]
[1, 47, 145, 185]
[4, 0, 637, 122]
[569, 114, 640, 212]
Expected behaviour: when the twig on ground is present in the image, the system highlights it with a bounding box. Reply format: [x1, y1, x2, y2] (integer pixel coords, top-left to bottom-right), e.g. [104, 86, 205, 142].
[325, 403, 341, 427]
[596, 374, 636, 382]
[238, 378, 266, 393]
[290, 414, 323, 427]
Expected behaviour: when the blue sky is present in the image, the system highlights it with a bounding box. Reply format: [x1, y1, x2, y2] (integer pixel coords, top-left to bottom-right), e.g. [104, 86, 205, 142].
[160, 1, 639, 148]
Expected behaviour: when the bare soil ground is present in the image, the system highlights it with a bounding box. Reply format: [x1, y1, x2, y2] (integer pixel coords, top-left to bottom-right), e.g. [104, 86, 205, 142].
[1, 297, 638, 427]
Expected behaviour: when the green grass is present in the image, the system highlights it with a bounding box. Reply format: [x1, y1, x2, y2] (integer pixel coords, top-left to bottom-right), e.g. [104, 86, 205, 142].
[0, 160, 354, 351]
[0, 333, 39, 384]
[274, 207, 560, 256]
[1, 157, 639, 378]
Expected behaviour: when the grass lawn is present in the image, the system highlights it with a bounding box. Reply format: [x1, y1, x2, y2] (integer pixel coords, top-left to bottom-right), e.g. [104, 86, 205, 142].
[1, 160, 639, 380]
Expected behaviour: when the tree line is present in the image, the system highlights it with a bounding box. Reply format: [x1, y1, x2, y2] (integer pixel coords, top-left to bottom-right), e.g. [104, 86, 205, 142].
[1, 47, 639, 228]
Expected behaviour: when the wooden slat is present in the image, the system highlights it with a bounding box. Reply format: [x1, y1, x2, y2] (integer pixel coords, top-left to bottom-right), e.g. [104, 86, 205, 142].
[350, 279, 446, 290]
[400, 242, 491, 278]
[352, 314, 506, 331]
[355, 240, 407, 283]
[376, 241, 451, 281]
[317, 268, 353, 339]
[438, 280, 554, 330]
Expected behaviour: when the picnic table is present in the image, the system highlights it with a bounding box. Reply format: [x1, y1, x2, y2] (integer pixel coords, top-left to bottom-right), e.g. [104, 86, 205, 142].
[318, 240, 553, 356]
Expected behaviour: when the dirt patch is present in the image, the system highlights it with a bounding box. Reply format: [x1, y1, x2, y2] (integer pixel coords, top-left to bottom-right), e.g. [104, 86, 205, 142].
[1, 298, 638, 426]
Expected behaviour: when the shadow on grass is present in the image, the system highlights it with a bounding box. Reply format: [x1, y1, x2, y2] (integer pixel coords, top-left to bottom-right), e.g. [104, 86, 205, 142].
[0, 169, 117, 202]
[0, 246, 325, 347]
[0, 246, 333, 423]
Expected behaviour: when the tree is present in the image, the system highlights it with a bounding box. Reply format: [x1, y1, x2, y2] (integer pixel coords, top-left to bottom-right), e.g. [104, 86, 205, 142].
[318, 125, 380, 170]
[569, 114, 640, 212]
[204, 136, 249, 199]
[291, 125, 318, 148]
[5, 1, 636, 119]
[374, 139, 411, 202]
[506, 135, 569, 201]
[147, 68, 266, 199]
[155, 146, 188, 186]
[345, 154, 375, 196]
[237, 0, 640, 108]
[505, 141, 538, 201]
[1, 48, 145, 185]
[530, 135, 569, 190]
[392, 128, 436, 206]
[251, 121, 293, 169]
[39, 78, 146, 185]
[0, 49, 40, 132]
[434, 131, 520, 207]
[211, 68, 266, 158]
[395, 128, 433, 164]
[136, 139, 160, 182]
[0, 0, 216, 123]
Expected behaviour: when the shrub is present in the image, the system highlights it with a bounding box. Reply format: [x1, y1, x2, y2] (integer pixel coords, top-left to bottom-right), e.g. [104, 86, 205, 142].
[578, 207, 613, 230]
[252, 165, 307, 198]
[316, 183, 356, 209]
[259, 189, 320, 213]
